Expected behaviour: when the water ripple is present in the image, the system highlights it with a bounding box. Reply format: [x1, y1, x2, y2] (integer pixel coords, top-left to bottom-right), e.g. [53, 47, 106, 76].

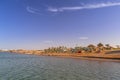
[0, 52, 120, 80]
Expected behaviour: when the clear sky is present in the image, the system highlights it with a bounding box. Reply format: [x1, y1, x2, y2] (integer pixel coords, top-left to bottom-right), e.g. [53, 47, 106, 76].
[0, 0, 120, 50]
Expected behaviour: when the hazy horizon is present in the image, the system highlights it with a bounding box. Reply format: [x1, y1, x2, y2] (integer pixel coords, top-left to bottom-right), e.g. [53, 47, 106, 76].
[1, 0, 120, 50]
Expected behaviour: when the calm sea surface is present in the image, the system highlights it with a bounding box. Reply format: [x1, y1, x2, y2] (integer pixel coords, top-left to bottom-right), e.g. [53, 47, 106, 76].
[0, 52, 120, 80]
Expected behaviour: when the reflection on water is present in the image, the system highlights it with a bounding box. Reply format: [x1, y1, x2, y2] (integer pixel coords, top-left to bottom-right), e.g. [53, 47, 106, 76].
[0, 52, 120, 80]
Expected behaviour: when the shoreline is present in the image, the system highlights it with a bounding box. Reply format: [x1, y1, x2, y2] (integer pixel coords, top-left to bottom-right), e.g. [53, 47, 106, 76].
[4, 51, 120, 62]
[53, 56, 120, 62]
[35, 53, 120, 62]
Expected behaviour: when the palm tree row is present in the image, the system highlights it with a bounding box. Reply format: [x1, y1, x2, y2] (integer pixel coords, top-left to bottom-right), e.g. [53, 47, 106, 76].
[44, 43, 113, 54]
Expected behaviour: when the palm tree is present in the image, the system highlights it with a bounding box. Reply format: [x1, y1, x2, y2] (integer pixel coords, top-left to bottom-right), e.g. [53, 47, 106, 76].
[105, 44, 111, 50]
[105, 44, 110, 47]
[97, 43, 104, 53]
[74, 46, 83, 53]
[88, 44, 96, 53]
[97, 43, 104, 48]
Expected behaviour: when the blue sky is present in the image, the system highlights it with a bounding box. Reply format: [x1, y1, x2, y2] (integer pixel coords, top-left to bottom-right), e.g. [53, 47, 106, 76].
[0, 0, 120, 50]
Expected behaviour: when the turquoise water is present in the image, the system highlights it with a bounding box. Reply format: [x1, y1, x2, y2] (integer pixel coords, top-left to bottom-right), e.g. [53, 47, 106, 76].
[0, 52, 120, 80]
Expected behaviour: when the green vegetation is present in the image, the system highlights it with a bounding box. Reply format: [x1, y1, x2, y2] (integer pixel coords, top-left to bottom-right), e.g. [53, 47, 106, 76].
[44, 43, 115, 54]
